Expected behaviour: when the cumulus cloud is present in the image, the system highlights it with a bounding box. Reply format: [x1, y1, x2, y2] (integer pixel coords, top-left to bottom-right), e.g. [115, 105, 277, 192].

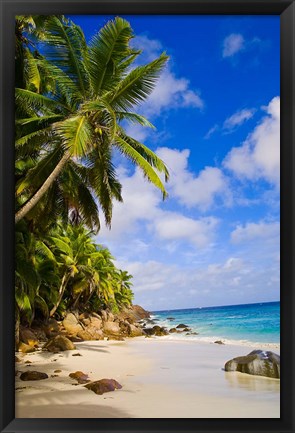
[156, 147, 231, 210]
[97, 161, 219, 249]
[132, 35, 204, 118]
[116, 254, 279, 311]
[223, 96, 280, 185]
[231, 221, 280, 244]
[141, 67, 204, 117]
[123, 123, 152, 143]
[153, 213, 218, 247]
[222, 33, 245, 58]
[223, 108, 256, 131]
[97, 167, 161, 241]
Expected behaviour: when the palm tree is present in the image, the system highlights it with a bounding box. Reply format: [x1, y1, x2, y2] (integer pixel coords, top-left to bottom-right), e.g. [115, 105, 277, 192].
[15, 16, 169, 228]
[15, 219, 57, 347]
[113, 270, 134, 309]
[47, 224, 97, 317]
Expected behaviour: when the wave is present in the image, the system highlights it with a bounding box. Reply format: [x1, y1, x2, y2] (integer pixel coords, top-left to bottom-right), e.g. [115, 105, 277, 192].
[148, 333, 280, 350]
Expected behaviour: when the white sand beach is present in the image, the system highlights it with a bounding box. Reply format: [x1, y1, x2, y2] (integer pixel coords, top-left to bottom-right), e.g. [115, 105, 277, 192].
[15, 337, 280, 418]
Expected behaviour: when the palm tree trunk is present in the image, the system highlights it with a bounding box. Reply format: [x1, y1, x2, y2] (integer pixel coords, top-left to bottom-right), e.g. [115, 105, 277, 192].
[72, 291, 83, 309]
[49, 272, 71, 317]
[84, 288, 95, 306]
[15, 150, 71, 224]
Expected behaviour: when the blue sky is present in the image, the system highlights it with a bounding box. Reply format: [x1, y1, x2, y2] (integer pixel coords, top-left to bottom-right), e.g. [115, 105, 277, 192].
[70, 15, 280, 311]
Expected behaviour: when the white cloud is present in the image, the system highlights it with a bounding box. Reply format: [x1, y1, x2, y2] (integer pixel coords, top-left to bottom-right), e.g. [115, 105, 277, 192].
[204, 124, 219, 139]
[98, 161, 219, 249]
[132, 35, 204, 118]
[223, 96, 280, 185]
[222, 33, 245, 58]
[231, 221, 280, 244]
[156, 147, 231, 210]
[204, 108, 255, 140]
[153, 213, 218, 247]
[116, 254, 279, 311]
[123, 123, 151, 143]
[133, 35, 163, 61]
[223, 108, 256, 131]
[142, 69, 204, 117]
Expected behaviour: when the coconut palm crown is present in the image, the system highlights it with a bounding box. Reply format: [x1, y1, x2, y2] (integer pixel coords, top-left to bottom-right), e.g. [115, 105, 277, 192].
[15, 16, 170, 229]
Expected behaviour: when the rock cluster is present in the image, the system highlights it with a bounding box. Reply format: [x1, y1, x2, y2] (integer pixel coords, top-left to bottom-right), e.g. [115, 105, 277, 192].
[143, 325, 168, 337]
[18, 368, 122, 396]
[17, 305, 150, 352]
[17, 305, 202, 353]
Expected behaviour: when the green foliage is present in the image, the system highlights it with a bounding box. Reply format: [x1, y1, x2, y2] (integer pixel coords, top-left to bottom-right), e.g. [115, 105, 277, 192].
[15, 222, 134, 325]
[15, 15, 169, 230]
[14, 15, 164, 328]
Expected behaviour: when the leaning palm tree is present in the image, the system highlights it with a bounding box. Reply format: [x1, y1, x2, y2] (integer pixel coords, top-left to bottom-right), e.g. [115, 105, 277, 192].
[15, 16, 169, 228]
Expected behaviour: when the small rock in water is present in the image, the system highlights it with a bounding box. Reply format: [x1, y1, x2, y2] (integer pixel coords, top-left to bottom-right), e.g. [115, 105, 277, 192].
[144, 325, 168, 336]
[84, 379, 122, 395]
[214, 340, 225, 345]
[20, 371, 48, 381]
[54, 369, 62, 373]
[176, 324, 189, 329]
[72, 353, 82, 356]
[167, 317, 175, 320]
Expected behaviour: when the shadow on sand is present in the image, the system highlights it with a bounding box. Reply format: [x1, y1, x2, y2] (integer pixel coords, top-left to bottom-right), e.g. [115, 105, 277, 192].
[15, 387, 133, 418]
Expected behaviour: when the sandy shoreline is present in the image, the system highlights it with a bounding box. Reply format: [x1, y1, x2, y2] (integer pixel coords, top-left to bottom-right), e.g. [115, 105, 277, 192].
[15, 337, 280, 418]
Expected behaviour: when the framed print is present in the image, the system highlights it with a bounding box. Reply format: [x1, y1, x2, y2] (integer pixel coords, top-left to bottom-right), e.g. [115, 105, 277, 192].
[0, 0, 294, 432]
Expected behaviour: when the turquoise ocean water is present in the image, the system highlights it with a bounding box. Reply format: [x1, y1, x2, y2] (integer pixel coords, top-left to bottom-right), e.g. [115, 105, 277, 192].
[152, 301, 280, 345]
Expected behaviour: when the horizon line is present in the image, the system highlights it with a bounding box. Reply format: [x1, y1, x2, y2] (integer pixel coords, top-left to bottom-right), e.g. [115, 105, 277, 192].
[151, 299, 280, 313]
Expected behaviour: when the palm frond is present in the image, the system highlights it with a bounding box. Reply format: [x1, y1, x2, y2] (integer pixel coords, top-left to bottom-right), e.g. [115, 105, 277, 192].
[116, 111, 155, 128]
[16, 114, 63, 134]
[49, 236, 72, 256]
[119, 129, 169, 182]
[108, 52, 169, 111]
[15, 88, 70, 113]
[23, 48, 41, 92]
[54, 115, 94, 157]
[86, 17, 134, 95]
[115, 135, 168, 199]
[15, 129, 52, 157]
[16, 145, 64, 196]
[87, 144, 123, 227]
[36, 59, 82, 106]
[60, 162, 101, 231]
[41, 16, 88, 96]
[34, 295, 49, 319]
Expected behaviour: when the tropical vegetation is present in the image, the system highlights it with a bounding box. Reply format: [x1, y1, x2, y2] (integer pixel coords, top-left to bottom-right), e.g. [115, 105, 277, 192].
[14, 15, 169, 342]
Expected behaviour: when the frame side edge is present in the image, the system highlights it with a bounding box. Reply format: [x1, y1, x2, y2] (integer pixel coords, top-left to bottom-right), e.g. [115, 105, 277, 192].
[280, 2, 295, 432]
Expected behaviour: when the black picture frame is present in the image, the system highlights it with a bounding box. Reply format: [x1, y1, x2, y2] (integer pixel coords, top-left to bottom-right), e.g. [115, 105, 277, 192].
[0, 0, 294, 432]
